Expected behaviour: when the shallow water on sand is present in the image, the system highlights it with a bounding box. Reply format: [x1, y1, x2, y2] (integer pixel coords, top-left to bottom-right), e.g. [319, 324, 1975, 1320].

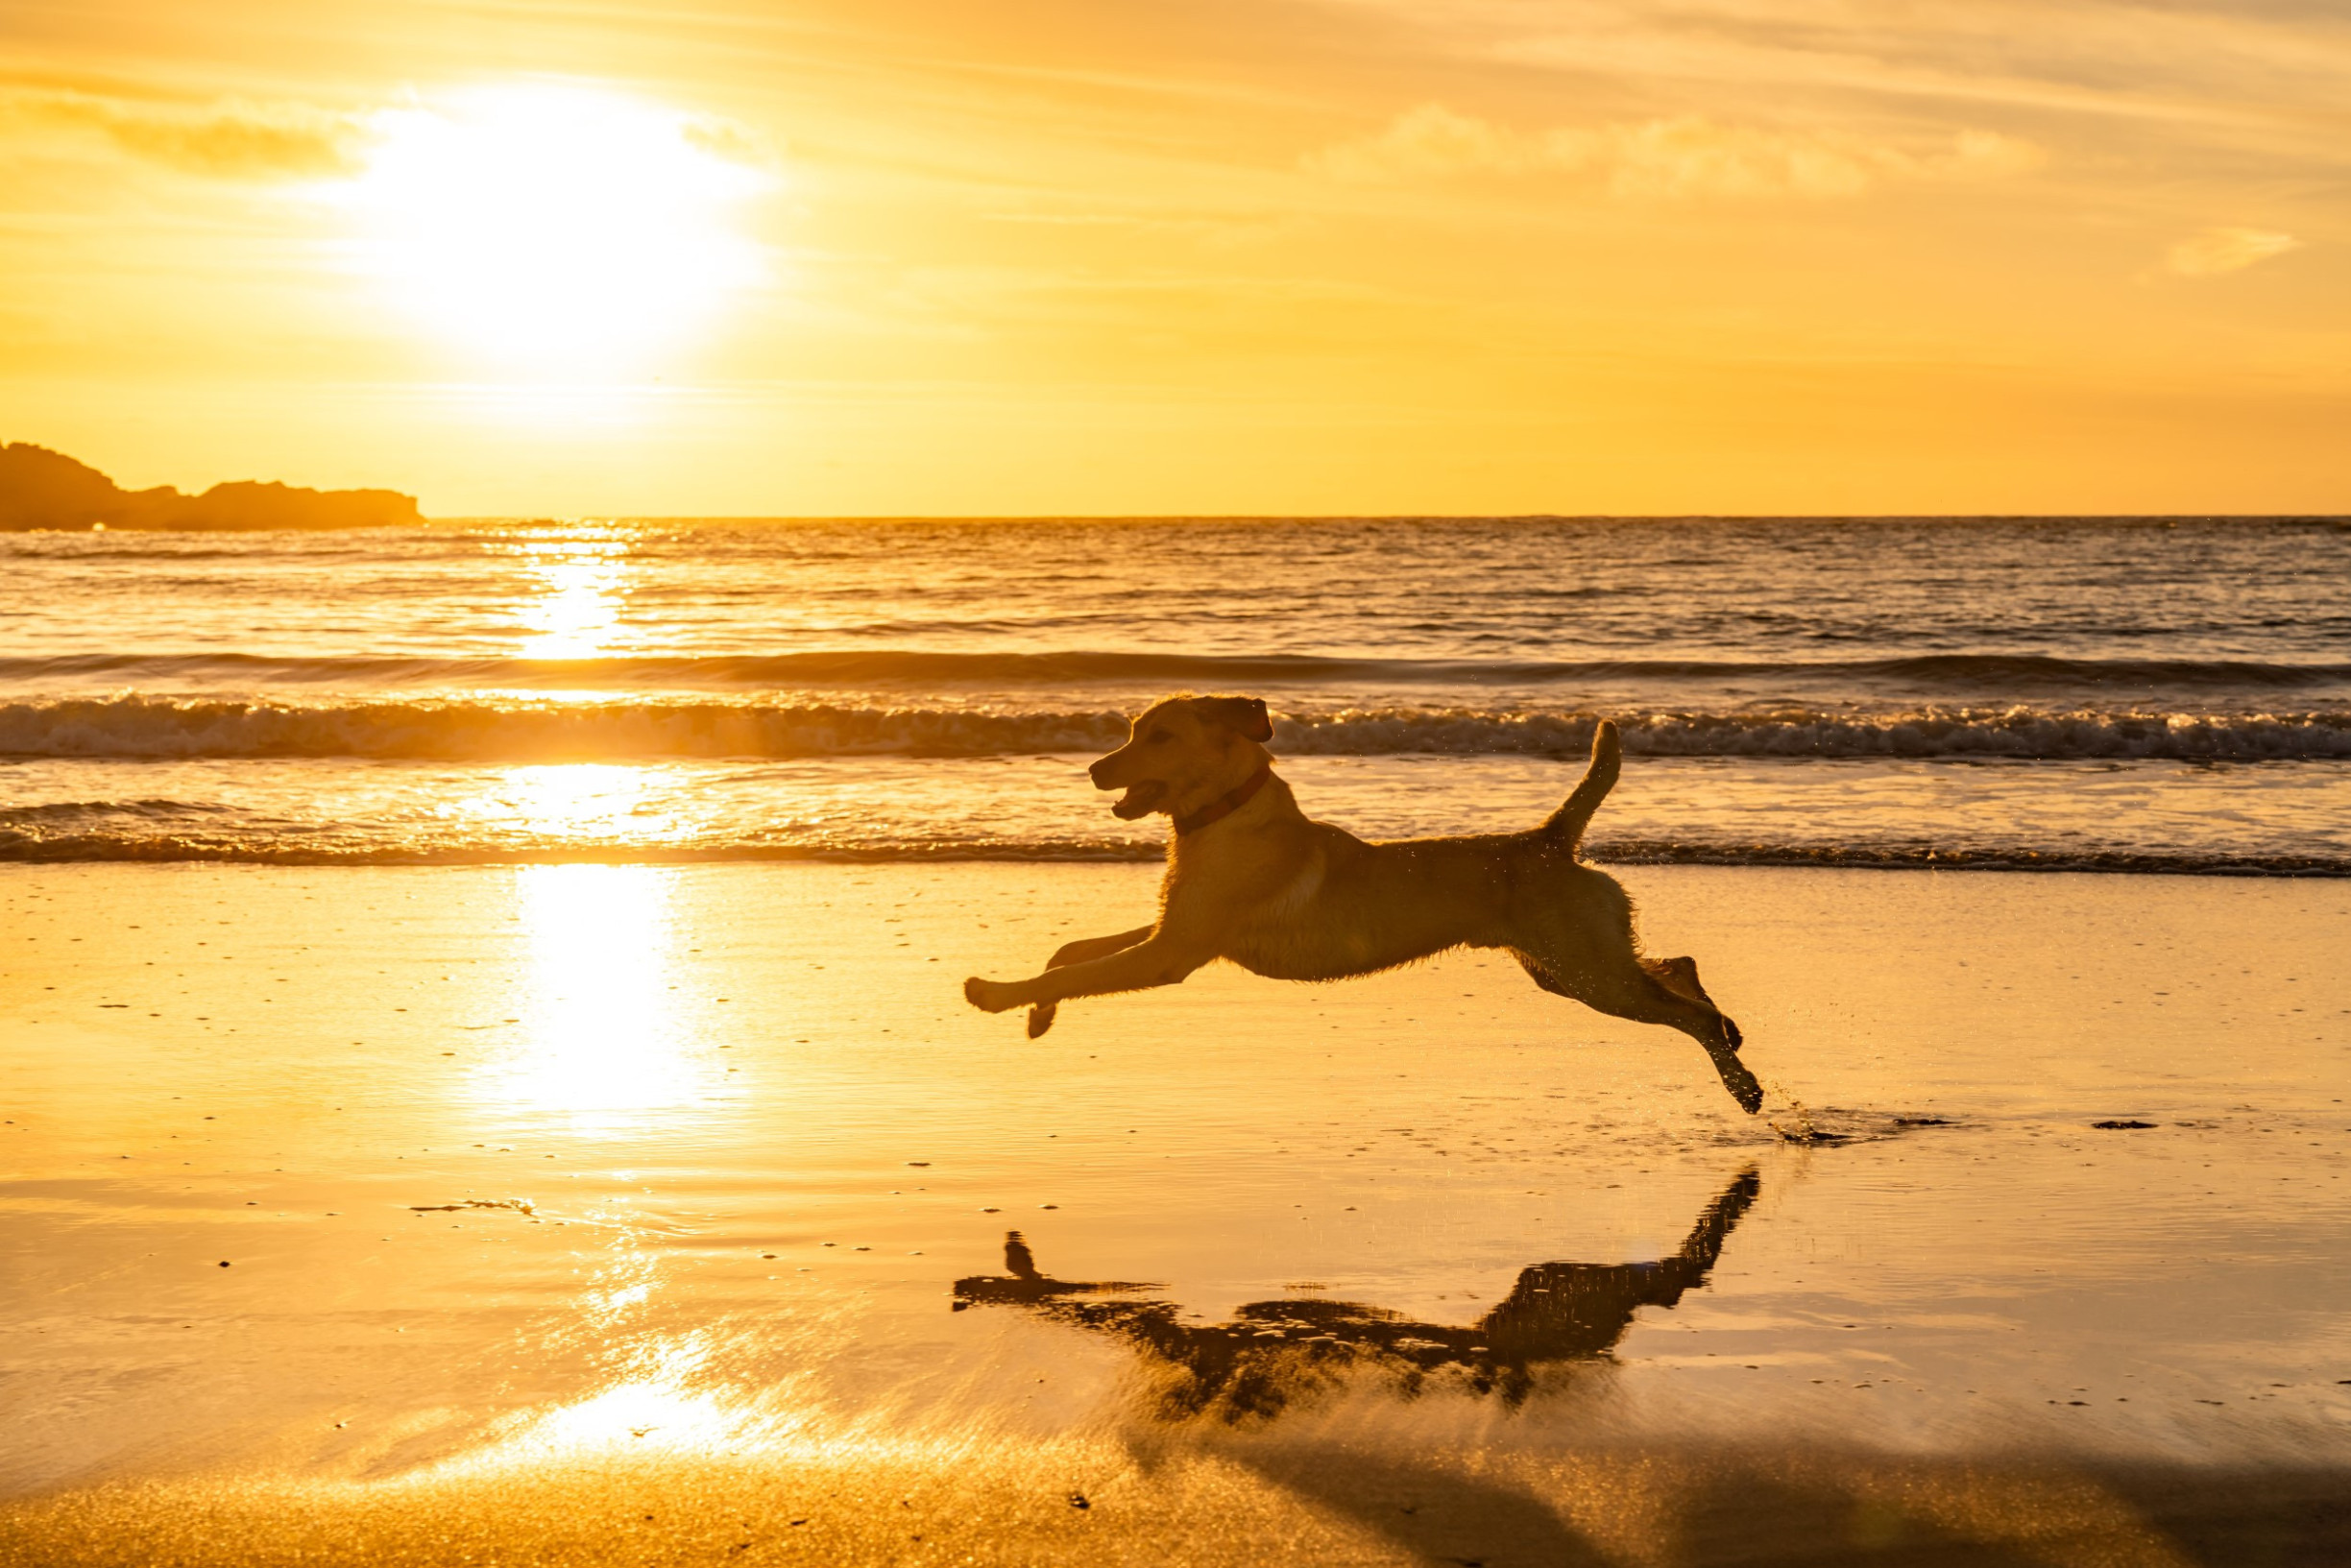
[3, 864, 2348, 1562]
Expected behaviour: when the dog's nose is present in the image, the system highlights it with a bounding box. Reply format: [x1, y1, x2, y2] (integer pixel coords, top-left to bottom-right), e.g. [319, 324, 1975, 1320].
[1088, 757, 1114, 788]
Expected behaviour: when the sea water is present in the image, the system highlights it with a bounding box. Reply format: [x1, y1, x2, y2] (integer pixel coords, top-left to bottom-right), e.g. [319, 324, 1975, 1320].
[3, 516, 2349, 869]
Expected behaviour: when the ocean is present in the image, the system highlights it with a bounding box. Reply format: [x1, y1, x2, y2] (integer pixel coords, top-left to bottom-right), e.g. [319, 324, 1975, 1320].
[4, 515, 2348, 872]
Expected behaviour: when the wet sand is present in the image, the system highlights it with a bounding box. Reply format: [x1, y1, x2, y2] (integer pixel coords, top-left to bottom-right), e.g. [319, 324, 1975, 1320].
[3, 862, 2348, 1564]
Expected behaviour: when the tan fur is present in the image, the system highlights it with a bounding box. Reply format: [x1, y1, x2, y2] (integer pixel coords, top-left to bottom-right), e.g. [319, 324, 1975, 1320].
[963, 694, 1763, 1113]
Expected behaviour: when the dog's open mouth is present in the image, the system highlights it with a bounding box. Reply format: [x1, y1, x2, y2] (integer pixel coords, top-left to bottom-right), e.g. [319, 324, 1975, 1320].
[1110, 779, 1168, 820]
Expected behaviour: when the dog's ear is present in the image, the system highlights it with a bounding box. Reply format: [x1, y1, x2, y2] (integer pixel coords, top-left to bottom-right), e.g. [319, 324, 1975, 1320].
[1195, 694, 1273, 743]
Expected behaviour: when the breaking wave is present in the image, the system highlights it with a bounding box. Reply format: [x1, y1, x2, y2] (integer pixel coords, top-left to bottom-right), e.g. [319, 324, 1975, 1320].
[6, 695, 2351, 761]
[2, 828, 2342, 876]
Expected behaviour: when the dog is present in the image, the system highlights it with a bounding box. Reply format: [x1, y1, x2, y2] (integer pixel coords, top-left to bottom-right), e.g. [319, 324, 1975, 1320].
[963, 694, 1763, 1113]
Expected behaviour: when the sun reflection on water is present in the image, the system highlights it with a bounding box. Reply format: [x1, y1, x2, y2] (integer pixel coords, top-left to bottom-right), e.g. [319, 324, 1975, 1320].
[521, 1336, 742, 1455]
[495, 761, 651, 838]
[515, 527, 635, 660]
[418, 1333, 788, 1474]
[482, 864, 715, 1131]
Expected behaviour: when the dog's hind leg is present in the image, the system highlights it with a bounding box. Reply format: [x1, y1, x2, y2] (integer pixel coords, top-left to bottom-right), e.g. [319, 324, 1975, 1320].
[1515, 949, 1762, 1114]
[1644, 956, 1743, 1053]
[1647, 954, 1720, 1011]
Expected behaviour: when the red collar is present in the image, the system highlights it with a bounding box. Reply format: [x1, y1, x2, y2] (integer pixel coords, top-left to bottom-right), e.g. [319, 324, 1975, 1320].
[1174, 762, 1272, 836]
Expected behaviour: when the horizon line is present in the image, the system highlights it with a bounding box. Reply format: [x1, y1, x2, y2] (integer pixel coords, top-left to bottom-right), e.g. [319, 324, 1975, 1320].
[410, 511, 2351, 525]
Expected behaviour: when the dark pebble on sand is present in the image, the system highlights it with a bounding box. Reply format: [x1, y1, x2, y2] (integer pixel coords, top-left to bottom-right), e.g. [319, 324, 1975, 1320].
[1068, 1493, 1090, 1509]
[217, 1261, 230, 1267]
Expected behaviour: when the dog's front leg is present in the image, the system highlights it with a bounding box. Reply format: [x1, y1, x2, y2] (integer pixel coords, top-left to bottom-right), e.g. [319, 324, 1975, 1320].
[1027, 925, 1153, 1039]
[965, 930, 1211, 1017]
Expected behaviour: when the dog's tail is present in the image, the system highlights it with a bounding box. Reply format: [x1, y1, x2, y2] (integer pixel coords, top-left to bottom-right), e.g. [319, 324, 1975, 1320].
[1541, 719, 1620, 852]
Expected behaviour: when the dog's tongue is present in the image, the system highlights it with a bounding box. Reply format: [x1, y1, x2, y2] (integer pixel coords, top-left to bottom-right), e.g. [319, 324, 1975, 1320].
[1111, 780, 1167, 820]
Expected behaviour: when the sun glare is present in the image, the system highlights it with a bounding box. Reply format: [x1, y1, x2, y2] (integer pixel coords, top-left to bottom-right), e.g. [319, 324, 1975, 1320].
[480, 863, 717, 1131]
[513, 528, 633, 658]
[346, 84, 770, 374]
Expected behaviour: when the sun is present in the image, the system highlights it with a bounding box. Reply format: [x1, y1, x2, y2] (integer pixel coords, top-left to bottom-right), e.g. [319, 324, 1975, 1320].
[345, 84, 771, 374]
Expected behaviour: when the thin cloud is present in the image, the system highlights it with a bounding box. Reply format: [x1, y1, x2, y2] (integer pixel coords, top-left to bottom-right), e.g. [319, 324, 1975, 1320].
[1309, 104, 2043, 199]
[1315, 0, 2351, 161]
[2164, 227, 2300, 277]
[5, 91, 373, 180]
[682, 116, 777, 170]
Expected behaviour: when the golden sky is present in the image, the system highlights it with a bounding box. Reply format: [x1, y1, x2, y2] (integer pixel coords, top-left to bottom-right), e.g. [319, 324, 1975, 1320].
[2, 0, 2343, 515]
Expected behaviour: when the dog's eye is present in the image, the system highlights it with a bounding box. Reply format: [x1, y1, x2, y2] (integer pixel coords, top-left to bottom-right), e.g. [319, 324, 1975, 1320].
[1148, 730, 1173, 744]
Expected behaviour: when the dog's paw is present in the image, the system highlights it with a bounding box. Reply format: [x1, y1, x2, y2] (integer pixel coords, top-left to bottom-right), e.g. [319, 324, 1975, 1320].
[1027, 1002, 1057, 1039]
[964, 977, 1016, 1013]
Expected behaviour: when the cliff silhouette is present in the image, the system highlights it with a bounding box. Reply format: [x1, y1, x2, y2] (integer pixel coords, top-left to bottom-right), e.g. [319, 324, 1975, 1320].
[0, 443, 422, 531]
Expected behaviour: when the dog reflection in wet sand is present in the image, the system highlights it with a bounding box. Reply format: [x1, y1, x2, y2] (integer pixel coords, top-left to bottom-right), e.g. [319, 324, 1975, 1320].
[963, 694, 1763, 1112]
[954, 1167, 1759, 1420]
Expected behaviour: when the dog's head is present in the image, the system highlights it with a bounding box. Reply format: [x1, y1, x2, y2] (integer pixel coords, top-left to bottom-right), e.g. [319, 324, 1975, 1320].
[1088, 694, 1273, 820]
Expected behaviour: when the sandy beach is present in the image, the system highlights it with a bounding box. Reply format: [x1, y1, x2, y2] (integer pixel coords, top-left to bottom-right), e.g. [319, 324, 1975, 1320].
[10, 0, 2350, 1552]
[4, 861, 2346, 1564]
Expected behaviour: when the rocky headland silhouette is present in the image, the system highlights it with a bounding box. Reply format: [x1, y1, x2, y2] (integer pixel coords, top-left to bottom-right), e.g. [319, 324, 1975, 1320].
[0, 442, 421, 531]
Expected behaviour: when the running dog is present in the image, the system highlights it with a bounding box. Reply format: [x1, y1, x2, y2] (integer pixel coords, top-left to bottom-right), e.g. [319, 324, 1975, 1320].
[962, 694, 1762, 1112]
